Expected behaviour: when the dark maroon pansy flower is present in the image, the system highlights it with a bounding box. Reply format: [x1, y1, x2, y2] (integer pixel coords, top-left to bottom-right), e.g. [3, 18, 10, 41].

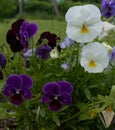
[6, 19, 24, 52]
[101, 0, 115, 18]
[37, 31, 60, 49]
[42, 81, 73, 111]
[37, 44, 52, 59]
[3, 74, 33, 105]
[6, 19, 38, 52]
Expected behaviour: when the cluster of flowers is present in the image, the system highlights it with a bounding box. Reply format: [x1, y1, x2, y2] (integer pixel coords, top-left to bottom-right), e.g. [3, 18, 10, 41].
[1, 0, 115, 115]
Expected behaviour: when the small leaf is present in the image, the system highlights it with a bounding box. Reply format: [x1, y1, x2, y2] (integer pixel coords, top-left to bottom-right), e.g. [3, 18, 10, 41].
[52, 113, 60, 127]
[36, 106, 40, 121]
[84, 88, 91, 100]
[78, 112, 90, 121]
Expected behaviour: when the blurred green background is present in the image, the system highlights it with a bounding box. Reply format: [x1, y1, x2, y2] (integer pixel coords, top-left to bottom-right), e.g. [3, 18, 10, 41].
[0, 0, 101, 20]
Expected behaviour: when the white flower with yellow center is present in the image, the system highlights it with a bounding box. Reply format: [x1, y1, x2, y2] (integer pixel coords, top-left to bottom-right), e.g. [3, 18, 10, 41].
[80, 42, 109, 73]
[65, 4, 103, 43]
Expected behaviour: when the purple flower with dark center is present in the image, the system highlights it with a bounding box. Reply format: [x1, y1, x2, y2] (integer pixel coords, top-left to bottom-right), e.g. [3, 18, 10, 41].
[42, 81, 73, 111]
[0, 53, 7, 69]
[101, 0, 115, 18]
[6, 19, 38, 52]
[60, 36, 74, 49]
[3, 74, 33, 105]
[37, 31, 60, 49]
[37, 44, 52, 59]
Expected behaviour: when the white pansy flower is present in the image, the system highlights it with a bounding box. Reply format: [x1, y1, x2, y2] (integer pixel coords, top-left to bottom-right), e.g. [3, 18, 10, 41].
[65, 4, 103, 43]
[80, 42, 109, 73]
[98, 21, 115, 40]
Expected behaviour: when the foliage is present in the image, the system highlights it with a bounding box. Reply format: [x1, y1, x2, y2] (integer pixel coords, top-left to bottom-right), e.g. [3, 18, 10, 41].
[0, 0, 17, 19]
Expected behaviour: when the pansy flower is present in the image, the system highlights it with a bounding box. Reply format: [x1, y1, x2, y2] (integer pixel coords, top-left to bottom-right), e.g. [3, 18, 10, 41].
[42, 81, 73, 111]
[101, 0, 115, 18]
[3, 74, 33, 105]
[37, 31, 60, 49]
[65, 4, 103, 43]
[60, 36, 74, 49]
[98, 21, 115, 40]
[110, 47, 115, 61]
[80, 42, 109, 73]
[6, 19, 38, 52]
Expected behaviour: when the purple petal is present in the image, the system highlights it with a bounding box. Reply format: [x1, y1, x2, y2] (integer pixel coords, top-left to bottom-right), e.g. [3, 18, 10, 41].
[0, 53, 7, 68]
[6, 74, 23, 88]
[59, 92, 72, 105]
[48, 100, 62, 111]
[41, 93, 54, 103]
[26, 23, 38, 37]
[19, 21, 28, 34]
[3, 84, 16, 96]
[20, 88, 32, 99]
[57, 81, 73, 94]
[43, 82, 61, 94]
[20, 74, 33, 89]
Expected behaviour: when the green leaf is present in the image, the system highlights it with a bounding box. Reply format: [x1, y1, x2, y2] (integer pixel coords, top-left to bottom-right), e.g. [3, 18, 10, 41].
[90, 105, 106, 113]
[78, 112, 90, 121]
[84, 88, 91, 100]
[36, 106, 40, 121]
[52, 113, 60, 127]
[43, 73, 53, 78]
[40, 108, 45, 118]
[0, 108, 11, 119]
[76, 102, 87, 110]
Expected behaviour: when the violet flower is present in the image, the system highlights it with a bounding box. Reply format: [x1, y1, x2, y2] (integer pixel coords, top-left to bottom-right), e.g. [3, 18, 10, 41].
[6, 19, 38, 52]
[37, 44, 52, 59]
[19, 21, 38, 51]
[101, 0, 115, 18]
[60, 36, 74, 49]
[3, 74, 33, 105]
[42, 81, 73, 111]
[110, 47, 115, 60]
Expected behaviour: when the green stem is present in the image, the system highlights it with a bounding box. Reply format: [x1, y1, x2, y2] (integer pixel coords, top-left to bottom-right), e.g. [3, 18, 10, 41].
[62, 100, 103, 123]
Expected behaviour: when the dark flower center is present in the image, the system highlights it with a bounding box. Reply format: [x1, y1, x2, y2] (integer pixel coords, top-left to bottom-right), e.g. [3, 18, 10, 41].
[48, 99, 62, 111]
[10, 92, 24, 105]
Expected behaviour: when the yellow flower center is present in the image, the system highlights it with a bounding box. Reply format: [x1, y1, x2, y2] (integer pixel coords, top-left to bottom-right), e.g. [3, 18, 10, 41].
[106, 107, 112, 113]
[81, 25, 89, 34]
[88, 60, 96, 68]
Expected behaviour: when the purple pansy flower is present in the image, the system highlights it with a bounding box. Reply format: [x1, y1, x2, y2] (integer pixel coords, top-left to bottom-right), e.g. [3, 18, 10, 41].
[3, 74, 33, 105]
[110, 47, 115, 60]
[42, 81, 73, 111]
[6, 19, 38, 52]
[60, 36, 74, 49]
[19, 21, 38, 51]
[101, 0, 115, 18]
[37, 44, 52, 59]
